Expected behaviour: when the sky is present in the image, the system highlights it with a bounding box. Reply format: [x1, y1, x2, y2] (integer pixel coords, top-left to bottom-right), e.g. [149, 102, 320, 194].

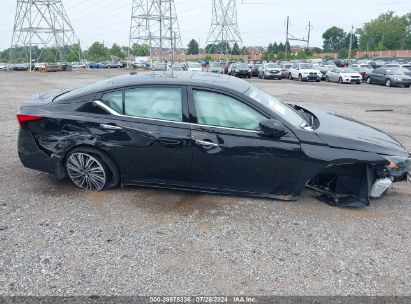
[0, 0, 410, 51]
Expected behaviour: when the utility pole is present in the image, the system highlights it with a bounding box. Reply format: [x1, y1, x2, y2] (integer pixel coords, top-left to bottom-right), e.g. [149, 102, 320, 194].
[206, 0, 242, 58]
[348, 25, 354, 64]
[129, 0, 182, 63]
[285, 16, 289, 57]
[307, 21, 312, 49]
[9, 0, 86, 67]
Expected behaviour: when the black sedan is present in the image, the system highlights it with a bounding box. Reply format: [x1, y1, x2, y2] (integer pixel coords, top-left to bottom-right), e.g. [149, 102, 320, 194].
[231, 63, 252, 78]
[17, 72, 410, 207]
[366, 67, 411, 87]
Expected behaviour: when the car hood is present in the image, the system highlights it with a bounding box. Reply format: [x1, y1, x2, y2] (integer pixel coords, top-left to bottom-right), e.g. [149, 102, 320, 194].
[340, 72, 361, 77]
[303, 106, 409, 157]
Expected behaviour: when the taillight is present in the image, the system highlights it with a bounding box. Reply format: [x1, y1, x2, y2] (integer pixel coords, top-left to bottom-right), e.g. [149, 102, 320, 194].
[16, 114, 42, 126]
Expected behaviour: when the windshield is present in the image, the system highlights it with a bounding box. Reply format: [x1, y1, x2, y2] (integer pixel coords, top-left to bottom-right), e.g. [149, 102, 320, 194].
[266, 63, 279, 68]
[245, 85, 307, 128]
[210, 62, 220, 67]
[299, 63, 313, 69]
[189, 63, 201, 68]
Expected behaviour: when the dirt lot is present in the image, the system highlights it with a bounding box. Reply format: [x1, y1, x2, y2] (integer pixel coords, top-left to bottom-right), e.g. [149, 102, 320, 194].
[0, 70, 410, 296]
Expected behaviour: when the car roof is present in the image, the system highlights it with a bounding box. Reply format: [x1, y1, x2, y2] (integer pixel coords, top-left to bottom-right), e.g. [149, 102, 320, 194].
[57, 71, 251, 101]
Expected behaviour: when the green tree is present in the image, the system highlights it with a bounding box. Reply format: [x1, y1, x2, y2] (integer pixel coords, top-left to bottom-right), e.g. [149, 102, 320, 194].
[110, 43, 125, 59]
[357, 11, 411, 50]
[232, 42, 240, 55]
[88, 42, 109, 61]
[322, 26, 347, 52]
[131, 43, 150, 56]
[187, 39, 199, 55]
[241, 46, 249, 55]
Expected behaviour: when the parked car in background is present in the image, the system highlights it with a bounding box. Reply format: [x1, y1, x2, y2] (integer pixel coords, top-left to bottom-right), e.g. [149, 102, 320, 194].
[366, 67, 411, 87]
[0, 63, 7, 71]
[351, 66, 372, 82]
[12, 63, 29, 71]
[231, 62, 252, 78]
[88, 62, 102, 69]
[384, 63, 401, 68]
[71, 62, 86, 69]
[152, 63, 167, 71]
[250, 64, 261, 77]
[187, 62, 202, 72]
[399, 67, 411, 77]
[16, 72, 411, 207]
[325, 67, 362, 84]
[279, 62, 292, 78]
[258, 63, 282, 80]
[133, 62, 150, 69]
[289, 63, 321, 82]
[208, 62, 222, 73]
[223, 61, 235, 74]
[401, 64, 411, 71]
[171, 63, 185, 71]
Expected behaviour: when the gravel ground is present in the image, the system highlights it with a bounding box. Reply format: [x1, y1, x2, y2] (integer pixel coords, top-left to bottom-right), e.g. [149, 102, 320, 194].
[0, 70, 410, 296]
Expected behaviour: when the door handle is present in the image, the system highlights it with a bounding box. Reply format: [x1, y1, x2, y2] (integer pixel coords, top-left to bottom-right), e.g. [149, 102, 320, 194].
[100, 123, 122, 130]
[195, 140, 219, 148]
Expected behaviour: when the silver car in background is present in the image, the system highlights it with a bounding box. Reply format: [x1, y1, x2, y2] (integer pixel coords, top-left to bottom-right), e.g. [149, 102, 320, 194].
[326, 67, 362, 84]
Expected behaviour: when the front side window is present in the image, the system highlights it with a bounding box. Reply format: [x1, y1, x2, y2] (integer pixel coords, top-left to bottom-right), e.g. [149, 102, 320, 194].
[193, 90, 265, 131]
[101, 91, 123, 113]
[124, 87, 182, 122]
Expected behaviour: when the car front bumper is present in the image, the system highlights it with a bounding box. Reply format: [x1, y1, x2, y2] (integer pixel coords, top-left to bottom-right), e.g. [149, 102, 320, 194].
[392, 79, 411, 86]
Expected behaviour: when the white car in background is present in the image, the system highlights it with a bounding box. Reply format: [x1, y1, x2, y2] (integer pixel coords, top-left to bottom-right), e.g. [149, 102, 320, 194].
[187, 62, 202, 72]
[325, 67, 362, 84]
[288, 62, 321, 82]
[0, 63, 7, 71]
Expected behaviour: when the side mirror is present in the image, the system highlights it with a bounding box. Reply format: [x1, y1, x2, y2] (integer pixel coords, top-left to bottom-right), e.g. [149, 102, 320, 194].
[259, 119, 288, 138]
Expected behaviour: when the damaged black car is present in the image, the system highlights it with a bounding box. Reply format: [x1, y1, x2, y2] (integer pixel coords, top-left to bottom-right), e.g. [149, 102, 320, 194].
[17, 72, 411, 207]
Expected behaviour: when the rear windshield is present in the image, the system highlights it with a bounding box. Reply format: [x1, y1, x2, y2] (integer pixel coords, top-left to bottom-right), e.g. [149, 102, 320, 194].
[54, 78, 113, 101]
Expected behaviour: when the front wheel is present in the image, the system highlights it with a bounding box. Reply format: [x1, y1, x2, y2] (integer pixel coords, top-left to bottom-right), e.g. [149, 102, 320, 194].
[385, 79, 392, 87]
[366, 77, 371, 84]
[298, 74, 302, 81]
[338, 77, 343, 84]
[288, 73, 293, 80]
[325, 76, 329, 82]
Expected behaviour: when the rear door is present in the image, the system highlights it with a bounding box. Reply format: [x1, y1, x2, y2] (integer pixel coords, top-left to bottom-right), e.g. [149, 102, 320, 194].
[93, 85, 192, 185]
[187, 87, 301, 196]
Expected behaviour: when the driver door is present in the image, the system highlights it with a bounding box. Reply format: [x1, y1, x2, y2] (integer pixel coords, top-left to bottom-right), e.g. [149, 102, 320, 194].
[188, 87, 302, 196]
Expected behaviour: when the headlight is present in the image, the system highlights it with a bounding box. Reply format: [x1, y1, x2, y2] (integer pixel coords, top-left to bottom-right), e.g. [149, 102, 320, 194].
[248, 69, 251, 72]
[235, 69, 239, 72]
[302, 71, 308, 75]
[393, 78, 401, 81]
[383, 156, 411, 177]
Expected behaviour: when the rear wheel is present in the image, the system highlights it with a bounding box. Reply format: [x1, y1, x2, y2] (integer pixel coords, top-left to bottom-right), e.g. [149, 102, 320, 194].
[385, 79, 392, 87]
[65, 148, 119, 191]
[325, 76, 329, 82]
[405, 85, 410, 88]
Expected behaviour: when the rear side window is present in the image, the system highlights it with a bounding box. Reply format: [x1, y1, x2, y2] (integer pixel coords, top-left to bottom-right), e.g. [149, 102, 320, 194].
[101, 91, 123, 113]
[124, 87, 183, 122]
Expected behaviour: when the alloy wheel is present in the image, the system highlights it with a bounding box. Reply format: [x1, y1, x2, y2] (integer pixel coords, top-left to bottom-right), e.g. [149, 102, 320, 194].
[66, 152, 106, 191]
[385, 79, 391, 87]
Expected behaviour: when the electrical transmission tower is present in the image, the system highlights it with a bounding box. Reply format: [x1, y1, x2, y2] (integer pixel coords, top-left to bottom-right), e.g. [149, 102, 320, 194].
[206, 0, 242, 57]
[129, 0, 182, 62]
[9, 0, 85, 68]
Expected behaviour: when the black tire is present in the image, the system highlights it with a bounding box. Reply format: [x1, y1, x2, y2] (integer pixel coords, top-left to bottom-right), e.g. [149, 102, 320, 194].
[65, 147, 119, 190]
[385, 79, 392, 87]
[405, 85, 410, 88]
[288, 73, 293, 80]
[338, 77, 343, 84]
[298, 74, 303, 81]
[263, 73, 266, 80]
[325, 76, 329, 82]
